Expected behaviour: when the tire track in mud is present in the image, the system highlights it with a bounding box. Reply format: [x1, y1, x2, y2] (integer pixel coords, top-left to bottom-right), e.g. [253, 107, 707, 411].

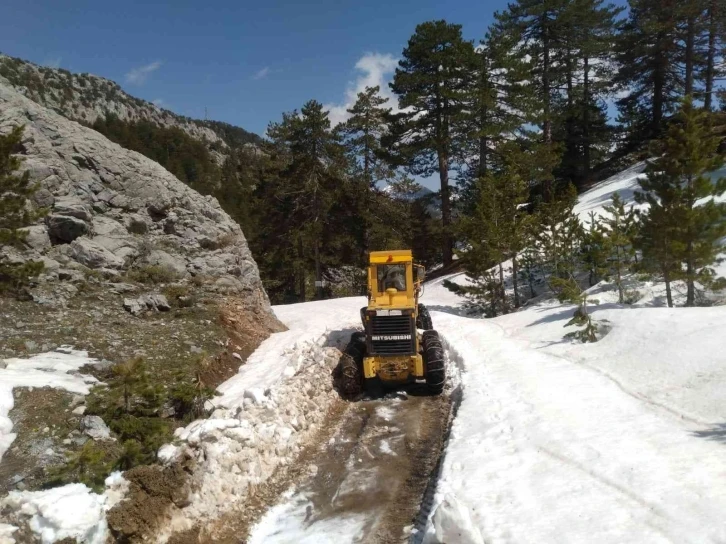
[245, 386, 455, 544]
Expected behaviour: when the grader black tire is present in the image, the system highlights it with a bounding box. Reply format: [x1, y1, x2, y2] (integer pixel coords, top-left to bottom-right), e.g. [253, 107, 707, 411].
[339, 331, 366, 398]
[347, 332, 366, 363]
[417, 304, 433, 331]
[422, 330, 445, 395]
[340, 353, 363, 397]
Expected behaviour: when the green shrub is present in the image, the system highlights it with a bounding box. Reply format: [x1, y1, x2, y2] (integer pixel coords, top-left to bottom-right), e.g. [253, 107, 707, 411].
[47, 441, 114, 493]
[108, 415, 172, 465]
[162, 284, 197, 308]
[127, 265, 179, 285]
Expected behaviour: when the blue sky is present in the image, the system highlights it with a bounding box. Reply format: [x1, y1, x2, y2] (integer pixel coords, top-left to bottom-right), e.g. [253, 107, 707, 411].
[2, 0, 628, 136]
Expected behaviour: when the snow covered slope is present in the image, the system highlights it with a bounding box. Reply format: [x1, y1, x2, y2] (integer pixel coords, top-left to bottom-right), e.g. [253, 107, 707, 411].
[418, 163, 726, 543]
[424, 305, 726, 544]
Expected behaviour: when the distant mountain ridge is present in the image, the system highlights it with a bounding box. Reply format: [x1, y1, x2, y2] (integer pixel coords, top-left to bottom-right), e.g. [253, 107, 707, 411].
[0, 53, 262, 153]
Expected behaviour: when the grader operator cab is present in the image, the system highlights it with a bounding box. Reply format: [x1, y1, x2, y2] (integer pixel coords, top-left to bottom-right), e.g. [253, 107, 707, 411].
[339, 250, 445, 396]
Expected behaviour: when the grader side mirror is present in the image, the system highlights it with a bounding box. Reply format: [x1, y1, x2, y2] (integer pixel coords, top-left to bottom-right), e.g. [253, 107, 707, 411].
[415, 266, 425, 282]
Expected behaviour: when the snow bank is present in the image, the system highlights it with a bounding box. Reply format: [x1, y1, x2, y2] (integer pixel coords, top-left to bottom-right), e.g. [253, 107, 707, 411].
[159, 297, 366, 536]
[0, 347, 100, 462]
[214, 297, 366, 407]
[0, 472, 128, 544]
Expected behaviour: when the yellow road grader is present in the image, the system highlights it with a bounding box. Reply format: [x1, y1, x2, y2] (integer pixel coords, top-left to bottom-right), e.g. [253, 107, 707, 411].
[339, 250, 445, 396]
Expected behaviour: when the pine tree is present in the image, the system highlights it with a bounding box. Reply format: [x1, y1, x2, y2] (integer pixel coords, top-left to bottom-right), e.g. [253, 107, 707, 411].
[456, 142, 533, 313]
[340, 86, 394, 260]
[702, 0, 726, 110]
[266, 100, 348, 300]
[0, 125, 44, 294]
[388, 20, 478, 265]
[556, 0, 623, 187]
[535, 183, 583, 284]
[601, 193, 638, 302]
[493, 0, 570, 147]
[634, 199, 683, 307]
[582, 211, 608, 286]
[615, 0, 683, 143]
[636, 99, 726, 306]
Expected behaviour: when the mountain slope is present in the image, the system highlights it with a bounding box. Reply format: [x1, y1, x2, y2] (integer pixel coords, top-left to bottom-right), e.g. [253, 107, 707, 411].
[0, 53, 262, 152]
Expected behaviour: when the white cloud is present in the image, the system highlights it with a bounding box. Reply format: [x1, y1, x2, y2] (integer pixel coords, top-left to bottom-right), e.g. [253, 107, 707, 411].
[324, 52, 399, 127]
[252, 66, 271, 80]
[125, 61, 162, 85]
[152, 98, 165, 108]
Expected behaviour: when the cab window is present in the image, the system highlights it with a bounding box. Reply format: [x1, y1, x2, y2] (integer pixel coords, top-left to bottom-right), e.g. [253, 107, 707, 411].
[377, 264, 406, 292]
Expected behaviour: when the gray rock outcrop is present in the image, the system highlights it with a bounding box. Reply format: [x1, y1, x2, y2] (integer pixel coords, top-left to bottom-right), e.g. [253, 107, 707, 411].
[0, 80, 270, 305]
[80, 415, 111, 440]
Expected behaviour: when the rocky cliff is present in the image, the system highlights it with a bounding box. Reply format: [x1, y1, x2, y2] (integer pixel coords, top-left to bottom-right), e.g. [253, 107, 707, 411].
[0, 77, 284, 522]
[0, 79, 266, 295]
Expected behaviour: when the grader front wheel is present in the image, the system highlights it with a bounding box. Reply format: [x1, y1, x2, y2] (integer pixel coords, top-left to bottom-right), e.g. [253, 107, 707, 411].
[416, 303, 433, 330]
[339, 332, 366, 398]
[340, 353, 362, 397]
[422, 330, 445, 395]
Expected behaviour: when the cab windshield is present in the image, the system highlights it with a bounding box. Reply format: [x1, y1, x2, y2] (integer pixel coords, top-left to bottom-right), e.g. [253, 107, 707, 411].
[377, 264, 407, 292]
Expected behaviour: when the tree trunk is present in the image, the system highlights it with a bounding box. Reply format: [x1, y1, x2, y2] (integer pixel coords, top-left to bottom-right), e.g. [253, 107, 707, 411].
[541, 13, 553, 200]
[686, 240, 695, 306]
[616, 246, 623, 303]
[583, 55, 591, 183]
[513, 256, 520, 308]
[478, 54, 489, 179]
[652, 35, 667, 137]
[542, 15, 552, 146]
[664, 268, 673, 308]
[705, 0, 717, 110]
[297, 236, 306, 302]
[314, 240, 323, 300]
[439, 152, 453, 266]
[498, 261, 507, 313]
[685, 14, 696, 97]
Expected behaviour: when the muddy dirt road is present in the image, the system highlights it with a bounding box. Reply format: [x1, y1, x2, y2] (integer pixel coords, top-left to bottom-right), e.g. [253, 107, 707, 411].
[247, 388, 452, 543]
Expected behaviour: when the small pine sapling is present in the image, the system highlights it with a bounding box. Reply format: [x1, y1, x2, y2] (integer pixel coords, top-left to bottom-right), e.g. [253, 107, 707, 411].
[551, 277, 600, 343]
[601, 193, 637, 303]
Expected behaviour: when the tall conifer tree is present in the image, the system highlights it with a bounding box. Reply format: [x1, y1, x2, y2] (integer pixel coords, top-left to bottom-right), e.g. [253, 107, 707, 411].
[388, 20, 478, 265]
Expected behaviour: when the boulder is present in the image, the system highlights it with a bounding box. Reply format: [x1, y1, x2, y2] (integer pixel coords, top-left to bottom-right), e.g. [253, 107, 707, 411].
[20, 225, 51, 251]
[125, 214, 149, 234]
[80, 415, 111, 440]
[138, 249, 188, 277]
[52, 196, 92, 222]
[123, 297, 145, 316]
[148, 294, 171, 311]
[70, 237, 124, 269]
[33, 187, 55, 208]
[93, 216, 128, 237]
[47, 214, 89, 244]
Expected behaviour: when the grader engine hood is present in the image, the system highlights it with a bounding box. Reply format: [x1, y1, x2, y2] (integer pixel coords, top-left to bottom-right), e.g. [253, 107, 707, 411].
[364, 308, 417, 356]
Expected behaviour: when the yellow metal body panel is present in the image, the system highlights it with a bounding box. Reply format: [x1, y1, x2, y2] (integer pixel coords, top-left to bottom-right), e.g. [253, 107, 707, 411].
[363, 250, 427, 383]
[363, 354, 424, 382]
[368, 250, 415, 309]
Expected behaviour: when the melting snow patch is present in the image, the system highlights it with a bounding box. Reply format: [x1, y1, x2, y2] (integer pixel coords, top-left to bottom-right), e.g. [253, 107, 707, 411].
[375, 405, 396, 421]
[379, 439, 395, 456]
[0, 347, 100, 462]
[0, 472, 128, 544]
